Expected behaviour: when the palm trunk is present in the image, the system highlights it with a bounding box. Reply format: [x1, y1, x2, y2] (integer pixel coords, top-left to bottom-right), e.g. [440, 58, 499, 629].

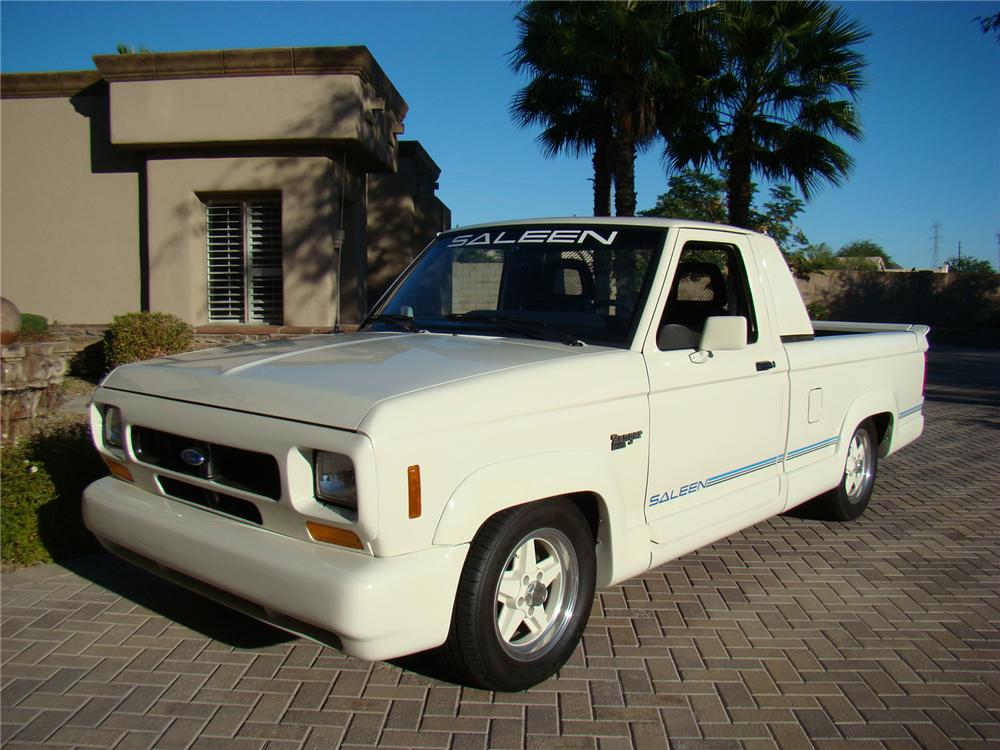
[611, 130, 638, 309]
[612, 135, 637, 217]
[592, 142, 612, 217]
[591, 139, 614, 300]
[725, 140, 754, 228]
[612, 54, 638, 218]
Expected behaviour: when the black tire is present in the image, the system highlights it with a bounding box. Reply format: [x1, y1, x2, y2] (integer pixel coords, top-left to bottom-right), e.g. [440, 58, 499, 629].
[441, 498, 596, 691]
[816, 419, 879, 522]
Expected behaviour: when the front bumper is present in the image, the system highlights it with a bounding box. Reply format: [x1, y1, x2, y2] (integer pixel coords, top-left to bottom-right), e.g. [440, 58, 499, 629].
[83, 476, 468, 661]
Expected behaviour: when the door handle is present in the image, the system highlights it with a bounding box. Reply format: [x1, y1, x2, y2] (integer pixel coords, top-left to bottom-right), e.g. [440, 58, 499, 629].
[756, 360, 776, 372]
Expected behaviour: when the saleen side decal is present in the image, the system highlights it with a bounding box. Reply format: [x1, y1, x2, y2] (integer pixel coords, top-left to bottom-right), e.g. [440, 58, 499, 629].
[648, 480, 706, 506]
[649, 436, 840, 507]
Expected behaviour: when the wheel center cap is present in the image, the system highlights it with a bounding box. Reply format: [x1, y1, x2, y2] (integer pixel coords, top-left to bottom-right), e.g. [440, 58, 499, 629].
[525, 581, 547, 607]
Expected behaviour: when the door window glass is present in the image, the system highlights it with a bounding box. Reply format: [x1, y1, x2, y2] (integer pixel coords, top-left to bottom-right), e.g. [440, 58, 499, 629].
[657, 242, 757, 350]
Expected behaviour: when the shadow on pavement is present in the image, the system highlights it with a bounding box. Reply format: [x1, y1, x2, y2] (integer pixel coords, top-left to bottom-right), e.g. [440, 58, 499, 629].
[63, 552, 467, 682]
[60, 552, 296, 649]
[924, 346, 1000, 407]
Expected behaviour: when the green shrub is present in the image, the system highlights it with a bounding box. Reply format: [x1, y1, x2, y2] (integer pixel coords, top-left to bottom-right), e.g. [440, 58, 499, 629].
[806, 301, 829, 321]
[1, 423, 105, 567]
[1, 441, 57, 566]
[18, 313, 50, 341]
[104, 311, 194, 369]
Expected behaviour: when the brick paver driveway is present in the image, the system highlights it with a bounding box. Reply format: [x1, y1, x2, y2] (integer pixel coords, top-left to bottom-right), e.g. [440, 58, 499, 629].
[3, 347, 998, 750]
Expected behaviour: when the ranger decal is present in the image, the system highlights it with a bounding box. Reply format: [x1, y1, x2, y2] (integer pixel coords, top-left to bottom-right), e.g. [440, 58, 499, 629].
[610, 430, 643, 451]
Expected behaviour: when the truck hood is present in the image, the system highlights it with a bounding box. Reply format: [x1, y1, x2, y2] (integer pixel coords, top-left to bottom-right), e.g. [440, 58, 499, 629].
[102, 332, 606, 430]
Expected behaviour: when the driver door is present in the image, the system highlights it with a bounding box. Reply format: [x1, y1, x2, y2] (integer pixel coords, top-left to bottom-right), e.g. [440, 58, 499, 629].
[643, 229, 788, 564]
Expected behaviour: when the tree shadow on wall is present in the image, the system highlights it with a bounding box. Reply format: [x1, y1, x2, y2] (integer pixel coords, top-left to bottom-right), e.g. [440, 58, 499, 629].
[246, 80, 418, 321]
[146, 79, 416, 324]
[815, 270, 1000, 331]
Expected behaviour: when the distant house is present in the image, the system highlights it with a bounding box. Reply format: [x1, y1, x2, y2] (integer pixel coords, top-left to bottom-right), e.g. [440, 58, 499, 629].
[836, 256, 888, 272]
[0, 46, 450, 330]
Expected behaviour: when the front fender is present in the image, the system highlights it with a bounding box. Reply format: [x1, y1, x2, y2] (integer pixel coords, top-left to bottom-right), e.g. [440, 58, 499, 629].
[431, 450, 651, 587]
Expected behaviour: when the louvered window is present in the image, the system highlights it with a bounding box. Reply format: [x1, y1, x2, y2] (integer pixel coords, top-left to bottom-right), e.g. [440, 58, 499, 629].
[206, 197, 283, 325]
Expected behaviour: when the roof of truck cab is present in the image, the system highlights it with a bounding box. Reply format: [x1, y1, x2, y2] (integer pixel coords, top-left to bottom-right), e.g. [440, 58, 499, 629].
[440, 217, 770, 238]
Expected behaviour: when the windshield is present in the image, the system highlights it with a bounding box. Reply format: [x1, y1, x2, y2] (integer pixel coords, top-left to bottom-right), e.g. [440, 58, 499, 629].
[364, 225, 664, 348]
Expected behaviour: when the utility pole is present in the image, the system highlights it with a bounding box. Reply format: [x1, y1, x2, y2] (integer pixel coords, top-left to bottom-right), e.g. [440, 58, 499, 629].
[930, 221, 942, 267]
[958, 241, 962, 260]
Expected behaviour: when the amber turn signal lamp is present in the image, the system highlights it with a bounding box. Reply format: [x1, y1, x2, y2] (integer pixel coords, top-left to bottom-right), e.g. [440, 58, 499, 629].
[407, 465, 421, 519]
[103, 457, 134, 482]
[306, 521, 364, 550]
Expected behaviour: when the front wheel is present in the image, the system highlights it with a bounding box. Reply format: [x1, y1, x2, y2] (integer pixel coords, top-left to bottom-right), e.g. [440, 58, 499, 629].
[441, 498, 596, 691]
[817, 419, 879, 522]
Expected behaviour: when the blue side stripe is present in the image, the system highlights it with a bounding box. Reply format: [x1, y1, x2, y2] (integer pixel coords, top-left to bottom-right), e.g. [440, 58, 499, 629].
[703, 436, 840, 488]
[706, 454, 782, 486]
[786, 436, 839, 460]
[704, 404, 925, 484]
[658, 404, 924, 501]
[650, 435, 844, 505]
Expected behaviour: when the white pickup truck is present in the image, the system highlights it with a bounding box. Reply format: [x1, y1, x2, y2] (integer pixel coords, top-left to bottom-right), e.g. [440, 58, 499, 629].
[84, 218, 928, 691]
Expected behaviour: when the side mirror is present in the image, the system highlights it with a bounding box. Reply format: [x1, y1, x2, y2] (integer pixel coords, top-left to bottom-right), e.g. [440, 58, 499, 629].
[699, 316, 747, 352]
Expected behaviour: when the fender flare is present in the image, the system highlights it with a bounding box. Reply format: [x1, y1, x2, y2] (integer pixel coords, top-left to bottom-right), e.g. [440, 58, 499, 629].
[837, 388, 896, 459]
[431, 450, 645, 587]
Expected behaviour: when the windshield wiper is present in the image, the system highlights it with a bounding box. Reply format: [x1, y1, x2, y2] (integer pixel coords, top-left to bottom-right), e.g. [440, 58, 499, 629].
[446, 313, 584, 347]
[370, 314, 427, 333]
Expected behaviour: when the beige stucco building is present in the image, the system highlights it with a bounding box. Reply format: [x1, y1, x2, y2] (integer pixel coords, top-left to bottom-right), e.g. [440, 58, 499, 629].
[0, 46, 450, 329]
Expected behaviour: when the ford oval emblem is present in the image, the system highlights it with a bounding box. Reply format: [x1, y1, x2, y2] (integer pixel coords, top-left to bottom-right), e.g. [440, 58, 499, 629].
[180, 448, 207, 467]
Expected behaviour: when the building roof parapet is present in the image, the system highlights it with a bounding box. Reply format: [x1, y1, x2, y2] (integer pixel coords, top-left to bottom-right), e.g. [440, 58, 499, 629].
[2, 46, 407, 120]
[399, 140, 442, 178]
[1, 70, 103, 99]
[92, 46, 407, 120]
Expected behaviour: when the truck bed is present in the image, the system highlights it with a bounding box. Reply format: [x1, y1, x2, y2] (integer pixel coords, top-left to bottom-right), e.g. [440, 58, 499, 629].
[811, 320, 931, 338]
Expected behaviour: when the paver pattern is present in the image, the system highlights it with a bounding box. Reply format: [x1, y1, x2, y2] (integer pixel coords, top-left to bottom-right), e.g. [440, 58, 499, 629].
[2, 347, 999, 750]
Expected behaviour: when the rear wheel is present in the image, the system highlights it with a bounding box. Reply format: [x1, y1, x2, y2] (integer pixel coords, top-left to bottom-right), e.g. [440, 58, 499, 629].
[442, 498, 596, 691]
[817, 419, 879, 521]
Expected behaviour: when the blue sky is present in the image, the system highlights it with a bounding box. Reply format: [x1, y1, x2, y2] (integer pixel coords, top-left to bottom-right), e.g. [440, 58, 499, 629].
[2, 1, 997, 269]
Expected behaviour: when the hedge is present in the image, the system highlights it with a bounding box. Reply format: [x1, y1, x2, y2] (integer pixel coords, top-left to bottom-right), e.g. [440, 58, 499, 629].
[1, 423, 105, 567]
[104, 311, 194, 369]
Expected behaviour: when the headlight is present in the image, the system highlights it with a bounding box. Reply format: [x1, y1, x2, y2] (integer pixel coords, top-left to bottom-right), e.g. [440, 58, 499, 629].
[314, 451, 357, 509]
[102, 406, 123, 449]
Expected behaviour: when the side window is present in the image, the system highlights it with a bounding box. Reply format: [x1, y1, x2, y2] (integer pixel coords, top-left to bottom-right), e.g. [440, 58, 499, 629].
[657, 241, 758, 351]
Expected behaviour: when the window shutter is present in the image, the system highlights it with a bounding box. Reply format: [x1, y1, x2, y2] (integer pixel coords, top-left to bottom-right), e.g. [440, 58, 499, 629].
[247, 200, 283, 325]
[206, 202, 246, 322]
[205, 196, 283, 325]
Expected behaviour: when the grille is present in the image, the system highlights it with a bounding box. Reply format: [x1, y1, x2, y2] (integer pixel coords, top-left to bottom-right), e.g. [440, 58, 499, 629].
[158, 477, 264, 525]
[131, 426, 281, 500]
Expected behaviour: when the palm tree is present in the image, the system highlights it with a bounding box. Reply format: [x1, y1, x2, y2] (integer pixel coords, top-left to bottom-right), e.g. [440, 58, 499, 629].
[595, 1, 684, 217]
[510, 1, 688, 217]
[660, 1, 869, 228]
[510, 53, 615, 216]
[510, 3, 615, 215]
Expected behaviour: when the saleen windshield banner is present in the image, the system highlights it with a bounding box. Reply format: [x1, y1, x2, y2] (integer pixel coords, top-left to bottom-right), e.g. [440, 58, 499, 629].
[447, 228, 620, 247]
